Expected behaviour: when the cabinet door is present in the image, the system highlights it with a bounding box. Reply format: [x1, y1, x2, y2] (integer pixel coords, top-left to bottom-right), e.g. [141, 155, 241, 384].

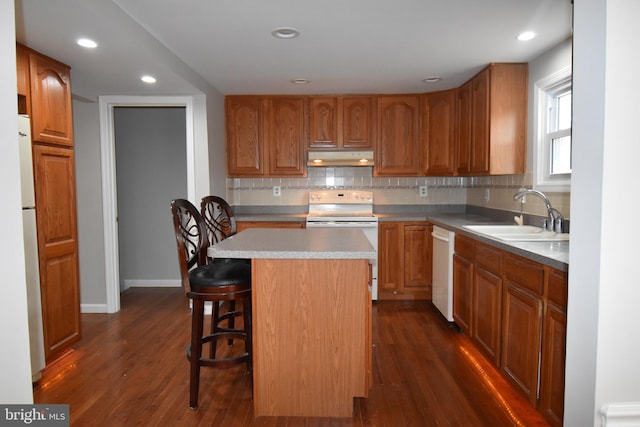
[309, 97, 339, 149]
[470, 68, 490, 174]
[501, 283, 543, 404]
[539, 269, 568, 427]
[403, 224, 432, 296]
[266, 97, 306, 176]
[539, 303, 567, 427]
[422, 89, 456, 175]
[226, 96, 264, 176]
[456, 80, 472, 175]
[378, 222, 402, 296]
[29, 53, 74, 147]
[376, 95, 421, 176]
[342, 96, 374, 149]
[33, 145, 81, 362]
[472, 267, 502, 364]
[453, 254, 473, 334]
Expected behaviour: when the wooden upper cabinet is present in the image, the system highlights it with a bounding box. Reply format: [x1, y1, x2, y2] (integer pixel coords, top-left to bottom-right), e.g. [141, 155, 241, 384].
[422, 89, 456, 175]
[376, 95, 421, 176]
[265, 97, 306, 176]
[226, 95, 306, 177]
[29, 52, 74, 147]
[308, 95, 374, 150]
[226, 96, 264, 176]
[309, 97, 339, 149]
[456, 63, 528, 175]
[16, 44, 31, 114]
[342, 96, 374, 149]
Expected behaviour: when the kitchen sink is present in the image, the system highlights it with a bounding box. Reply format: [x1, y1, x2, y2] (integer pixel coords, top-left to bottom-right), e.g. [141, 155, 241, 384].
[463, 224, 570, 242]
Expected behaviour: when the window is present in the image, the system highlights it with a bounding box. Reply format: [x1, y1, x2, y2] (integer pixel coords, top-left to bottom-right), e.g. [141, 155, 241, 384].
[533, 67, 572, 191]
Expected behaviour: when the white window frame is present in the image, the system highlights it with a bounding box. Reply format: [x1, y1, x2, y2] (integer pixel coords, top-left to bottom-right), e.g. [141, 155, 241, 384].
[533, 66, 572, 192]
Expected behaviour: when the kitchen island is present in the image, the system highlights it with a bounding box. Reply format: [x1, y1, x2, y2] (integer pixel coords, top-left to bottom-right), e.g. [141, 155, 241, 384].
[207, 228, 375, 418]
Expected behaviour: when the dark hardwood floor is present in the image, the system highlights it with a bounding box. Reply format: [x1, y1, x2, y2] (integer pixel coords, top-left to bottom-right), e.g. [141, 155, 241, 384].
[34, 288, 550, 426]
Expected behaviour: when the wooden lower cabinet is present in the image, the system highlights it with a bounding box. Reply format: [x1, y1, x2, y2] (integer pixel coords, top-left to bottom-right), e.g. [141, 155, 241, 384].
[236, 221, 305, 232]
[453, 235, 567, 425]
[33, 144, 81, 362]
[378, 221, 432, 300]
[539, 270, 568, 427]
[501, 283, 543, 404]
[472, 266, 502, 364]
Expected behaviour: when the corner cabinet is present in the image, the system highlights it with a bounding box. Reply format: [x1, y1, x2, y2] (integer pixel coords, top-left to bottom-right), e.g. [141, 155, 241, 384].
[17, 44, 81, 363]
[378, 221, 432, 300]
[226, 95, 306, 177]
[456, 63, 528, 175]
[375, 95, 421, 176]
[308, 95, 375, 151]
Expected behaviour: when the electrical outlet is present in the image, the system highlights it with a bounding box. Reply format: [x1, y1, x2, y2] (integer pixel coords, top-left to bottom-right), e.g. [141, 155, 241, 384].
[419, 186, 428, 197]
[273, 186, 281, 197]
[484, 189, 490, 202]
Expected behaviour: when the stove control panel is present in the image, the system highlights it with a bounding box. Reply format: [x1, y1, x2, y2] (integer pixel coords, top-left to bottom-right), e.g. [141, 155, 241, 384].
[309, 190, 373, 204]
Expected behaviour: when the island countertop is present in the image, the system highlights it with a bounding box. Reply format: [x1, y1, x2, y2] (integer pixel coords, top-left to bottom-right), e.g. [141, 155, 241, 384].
[206, 228, 376, 260]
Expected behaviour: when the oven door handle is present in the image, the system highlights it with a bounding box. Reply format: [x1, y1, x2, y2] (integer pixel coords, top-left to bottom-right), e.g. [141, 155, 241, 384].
[306, 221, 378, 228]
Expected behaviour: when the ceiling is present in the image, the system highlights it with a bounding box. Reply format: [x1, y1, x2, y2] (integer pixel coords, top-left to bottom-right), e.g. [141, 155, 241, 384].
[14, 0, 572, 102]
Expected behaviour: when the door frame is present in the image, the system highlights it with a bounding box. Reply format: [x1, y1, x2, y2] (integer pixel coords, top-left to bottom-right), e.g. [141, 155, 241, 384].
[98, 95, 204, 313]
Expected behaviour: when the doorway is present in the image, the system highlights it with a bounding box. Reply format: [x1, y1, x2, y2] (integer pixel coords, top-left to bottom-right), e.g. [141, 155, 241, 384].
[99, 95, 207, 313]
[113, 106, 187, 292]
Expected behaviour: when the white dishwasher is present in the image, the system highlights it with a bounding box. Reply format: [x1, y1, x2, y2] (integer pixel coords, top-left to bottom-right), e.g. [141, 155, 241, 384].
[431, 226, 455, 322]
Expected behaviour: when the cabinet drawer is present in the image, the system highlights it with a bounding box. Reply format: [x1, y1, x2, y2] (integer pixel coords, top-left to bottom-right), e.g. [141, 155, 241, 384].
[475, 243, 502, 273]
[504, 255, 544, 296]
[547, 269, 568, 310]
[455, 234, 474, 260]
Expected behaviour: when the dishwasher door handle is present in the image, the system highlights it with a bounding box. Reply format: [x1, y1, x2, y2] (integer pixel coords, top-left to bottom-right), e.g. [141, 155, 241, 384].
[431, 231, 450, 243]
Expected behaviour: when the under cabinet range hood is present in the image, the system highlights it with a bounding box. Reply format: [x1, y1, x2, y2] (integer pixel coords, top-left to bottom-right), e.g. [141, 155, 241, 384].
[307, 150, 374, 167]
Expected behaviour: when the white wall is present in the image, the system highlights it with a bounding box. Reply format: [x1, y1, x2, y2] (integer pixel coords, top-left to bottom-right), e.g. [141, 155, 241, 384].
[566, 0, 640, 425]
[0, 0, 36, 403]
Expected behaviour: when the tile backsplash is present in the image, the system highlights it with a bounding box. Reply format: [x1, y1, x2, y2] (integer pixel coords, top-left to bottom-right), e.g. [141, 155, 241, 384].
[227, 167, 571, 219]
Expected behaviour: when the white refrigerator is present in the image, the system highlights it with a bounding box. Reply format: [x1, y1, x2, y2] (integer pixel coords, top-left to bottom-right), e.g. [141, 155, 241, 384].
[18, 115, 46, 381]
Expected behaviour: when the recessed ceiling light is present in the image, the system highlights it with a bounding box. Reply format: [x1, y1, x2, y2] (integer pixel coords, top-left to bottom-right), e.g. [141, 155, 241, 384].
[141, 75, 156, 84]
[422, 77, 442, 83]
[291, 78, 310, 84]
[271, 27, 301, 39]
[77, 38, 98, 48]
[517, 31, 536, 41]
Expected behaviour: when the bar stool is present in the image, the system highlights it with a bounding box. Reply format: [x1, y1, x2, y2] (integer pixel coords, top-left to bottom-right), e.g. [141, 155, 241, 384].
[170, 198, 252, 409]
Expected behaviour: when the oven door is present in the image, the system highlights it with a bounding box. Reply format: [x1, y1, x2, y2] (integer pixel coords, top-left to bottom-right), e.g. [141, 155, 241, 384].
[306, 219, 379, 300]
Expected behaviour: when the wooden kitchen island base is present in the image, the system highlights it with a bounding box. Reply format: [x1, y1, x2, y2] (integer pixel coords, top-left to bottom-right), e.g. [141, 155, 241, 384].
[252, 258, 372, 417]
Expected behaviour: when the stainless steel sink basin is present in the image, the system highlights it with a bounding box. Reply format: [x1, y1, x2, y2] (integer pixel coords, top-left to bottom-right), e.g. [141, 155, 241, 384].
[463, 224, 570, 242]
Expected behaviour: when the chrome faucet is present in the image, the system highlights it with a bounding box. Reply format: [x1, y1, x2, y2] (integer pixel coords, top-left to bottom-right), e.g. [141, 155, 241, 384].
[513, 189, 564, 233]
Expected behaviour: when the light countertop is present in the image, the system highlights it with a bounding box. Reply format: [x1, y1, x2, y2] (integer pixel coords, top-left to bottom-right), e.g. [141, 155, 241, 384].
[207, 228, 376, 260]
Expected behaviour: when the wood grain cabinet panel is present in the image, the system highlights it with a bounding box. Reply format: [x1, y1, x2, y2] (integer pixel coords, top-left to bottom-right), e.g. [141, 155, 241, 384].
[539, 269, 568, 427]
[453, 252, 473, 334]
[342, 96, 374, 149]
[378, 222, 431, 300]
[456, 63, 527, 175]
[226, 96, 306, 177]
[501, 282, 543, 404]
[307, 95, 375, 151]
[376, 95, 421, 176]
[33, 144, 81, 362]
[472, 266, 502, 364]
[28, 52, 74, 147]
[225, 96, 264, 176]
[265, 97, 306, 176]
[422, 89, 456, 175]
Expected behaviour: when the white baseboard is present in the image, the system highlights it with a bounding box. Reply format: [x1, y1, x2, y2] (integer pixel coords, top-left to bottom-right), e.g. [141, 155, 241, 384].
[81, 303, 109, 313]
[601, 402, 640, 426]
[122, 279, 181, 290]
